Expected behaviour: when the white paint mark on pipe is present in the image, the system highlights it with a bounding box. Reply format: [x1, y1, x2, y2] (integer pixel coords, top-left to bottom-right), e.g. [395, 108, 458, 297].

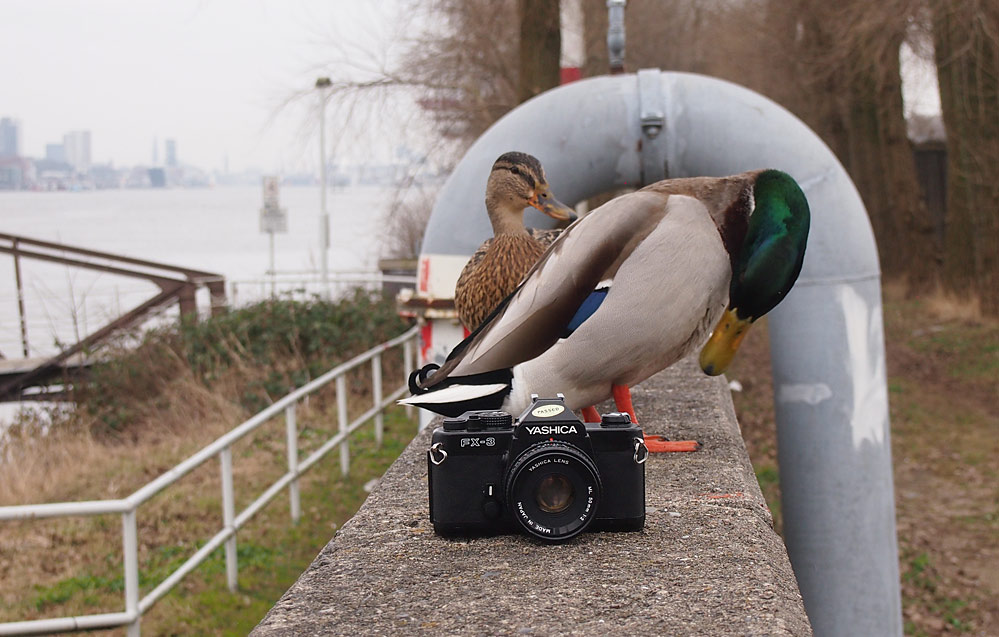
[840, 285, 889, 448]
[777, 383, 833, 405]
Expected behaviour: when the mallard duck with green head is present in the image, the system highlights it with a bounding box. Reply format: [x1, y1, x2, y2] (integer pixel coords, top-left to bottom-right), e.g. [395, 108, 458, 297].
[404, 170, 810, 446]
[455, 152, 576, 332]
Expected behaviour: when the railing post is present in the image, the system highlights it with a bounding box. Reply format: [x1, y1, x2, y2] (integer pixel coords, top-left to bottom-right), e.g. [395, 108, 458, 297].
[336, 375, 349, 476]
[177, 283, 198, 322]
[13, 238, 29, 357]
[372, 353, 383, 447]
[285, 401, 301, 523]
[122, 509, 140, 637]
[219, 447, 238, 592]
[403, 338, 414, 419]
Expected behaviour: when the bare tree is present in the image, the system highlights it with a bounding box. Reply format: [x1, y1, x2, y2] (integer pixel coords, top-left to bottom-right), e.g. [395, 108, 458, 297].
[380, 187, 437, 259]
[519, 0, 562, 102]
[933, 0, 999, 313]
[581, 0, 724, 77]
[811, 0, 938, 291]
[401, 0, 521, 145]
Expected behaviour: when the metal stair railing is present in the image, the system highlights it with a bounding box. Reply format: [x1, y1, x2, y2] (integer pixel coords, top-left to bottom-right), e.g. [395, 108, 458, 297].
[0, 325, 418, 637]
[0, 232, 227, 401]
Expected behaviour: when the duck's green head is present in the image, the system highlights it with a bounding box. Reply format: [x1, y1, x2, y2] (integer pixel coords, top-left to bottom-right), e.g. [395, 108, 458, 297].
[700, 169, 810, 376]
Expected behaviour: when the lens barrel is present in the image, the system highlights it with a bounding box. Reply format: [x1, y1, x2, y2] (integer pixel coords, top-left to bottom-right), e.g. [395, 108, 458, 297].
[504, 441, 601, 541]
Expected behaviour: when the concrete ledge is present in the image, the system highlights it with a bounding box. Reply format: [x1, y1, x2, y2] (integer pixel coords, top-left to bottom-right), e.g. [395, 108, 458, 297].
[253, 359, 811, 636]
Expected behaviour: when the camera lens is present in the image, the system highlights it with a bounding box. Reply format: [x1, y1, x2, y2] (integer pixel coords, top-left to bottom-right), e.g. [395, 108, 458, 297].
[505, 441, 601, 542]
[536, 474, 573, 513]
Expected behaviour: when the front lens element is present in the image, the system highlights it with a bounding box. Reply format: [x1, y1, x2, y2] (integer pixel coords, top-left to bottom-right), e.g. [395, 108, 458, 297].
[505, 441, 601, 542]
[536, 473, 574, 513]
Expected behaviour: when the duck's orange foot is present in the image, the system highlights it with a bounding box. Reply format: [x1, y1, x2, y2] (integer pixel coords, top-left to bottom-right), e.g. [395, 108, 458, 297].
[644, 435, 701, 453]
[611, 384, 638, 424]
[581, 406, 601, 423]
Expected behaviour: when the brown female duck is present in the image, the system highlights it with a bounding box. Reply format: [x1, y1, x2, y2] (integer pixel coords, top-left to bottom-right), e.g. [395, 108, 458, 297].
[454, 152, 575, 332]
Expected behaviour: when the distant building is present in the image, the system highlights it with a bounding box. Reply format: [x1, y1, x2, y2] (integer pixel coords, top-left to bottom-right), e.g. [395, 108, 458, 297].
[0, 156, 32, 190]
[0, 117, 21, 158]
[32, 158, 75, 190]
[148, 167, 166, 187]
[63, 130, 92, 174]
[46, 143, 66, 162]
[165, 138, 177, 167]
[90, 163, 122, 189]
[124, 166, 152, 188]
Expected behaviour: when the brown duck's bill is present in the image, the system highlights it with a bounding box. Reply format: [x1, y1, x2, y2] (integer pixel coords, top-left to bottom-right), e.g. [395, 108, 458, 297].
[699, 309, 753, 376]
[529, 190, 577, 222]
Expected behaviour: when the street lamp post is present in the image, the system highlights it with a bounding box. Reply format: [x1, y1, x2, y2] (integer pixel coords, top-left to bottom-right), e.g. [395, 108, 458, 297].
[316, 77, 332, 299]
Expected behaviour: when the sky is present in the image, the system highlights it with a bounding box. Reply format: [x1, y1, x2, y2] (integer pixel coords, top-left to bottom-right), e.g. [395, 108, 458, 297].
[2, 1, 941, 175]
[1, 0, 410, 174]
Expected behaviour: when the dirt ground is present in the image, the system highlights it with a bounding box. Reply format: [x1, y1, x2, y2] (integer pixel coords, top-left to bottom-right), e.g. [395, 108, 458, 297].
[728, 287, 999, 636]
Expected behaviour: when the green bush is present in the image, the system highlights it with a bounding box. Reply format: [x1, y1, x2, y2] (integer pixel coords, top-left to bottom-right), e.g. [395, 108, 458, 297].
[75, 291, 409, 435]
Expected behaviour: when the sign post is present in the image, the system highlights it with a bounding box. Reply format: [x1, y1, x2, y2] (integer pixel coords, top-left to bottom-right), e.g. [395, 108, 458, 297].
[259, 176, 288, 297]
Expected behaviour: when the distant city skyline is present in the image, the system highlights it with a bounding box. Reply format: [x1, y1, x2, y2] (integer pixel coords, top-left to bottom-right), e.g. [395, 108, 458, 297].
[3, 114, 270, 174]
[0, 1, 410, 174]
[4, 117, 170, 170]
[0, 105, 440, 190]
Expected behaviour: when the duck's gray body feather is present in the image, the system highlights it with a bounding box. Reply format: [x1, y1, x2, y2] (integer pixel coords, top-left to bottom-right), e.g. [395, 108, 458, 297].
[414, 190, 731, 415]
[505, 194, 730, 412]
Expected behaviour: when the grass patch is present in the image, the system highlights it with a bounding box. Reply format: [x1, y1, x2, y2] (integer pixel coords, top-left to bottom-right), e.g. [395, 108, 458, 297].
[900, 549, 976, 634]
[5, 408, 416, 635]
[139, 410, 416, 636]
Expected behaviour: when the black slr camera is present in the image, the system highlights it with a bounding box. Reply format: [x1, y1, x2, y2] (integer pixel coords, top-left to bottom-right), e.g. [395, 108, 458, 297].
[427, 394, 647, 542]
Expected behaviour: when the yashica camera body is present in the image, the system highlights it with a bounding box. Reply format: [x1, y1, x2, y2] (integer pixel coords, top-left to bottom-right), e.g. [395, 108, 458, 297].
[427, 395, 647, 542]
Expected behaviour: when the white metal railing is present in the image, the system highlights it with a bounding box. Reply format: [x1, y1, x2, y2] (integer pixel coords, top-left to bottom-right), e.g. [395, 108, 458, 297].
[0, 325, 419, 637]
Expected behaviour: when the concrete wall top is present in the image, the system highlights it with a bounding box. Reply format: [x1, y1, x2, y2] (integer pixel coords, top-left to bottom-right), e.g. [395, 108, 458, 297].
[253, 360, 811, 636]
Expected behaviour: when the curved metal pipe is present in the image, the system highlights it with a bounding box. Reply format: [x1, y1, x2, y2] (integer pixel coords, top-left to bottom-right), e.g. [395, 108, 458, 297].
[419, 70, 901, 636]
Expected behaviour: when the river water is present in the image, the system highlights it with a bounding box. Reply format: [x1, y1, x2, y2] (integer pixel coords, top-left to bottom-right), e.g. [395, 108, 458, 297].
[0, 185, 397, 359]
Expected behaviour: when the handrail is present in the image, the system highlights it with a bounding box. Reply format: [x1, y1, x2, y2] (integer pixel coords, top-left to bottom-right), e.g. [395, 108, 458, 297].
[0, 325, 419, 636]
[0, 233, 224, 282]
[0, 232, 228, 400]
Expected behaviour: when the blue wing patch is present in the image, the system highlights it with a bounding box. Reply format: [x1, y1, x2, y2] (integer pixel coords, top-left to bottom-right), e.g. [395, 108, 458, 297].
[562, 287, 609, 338]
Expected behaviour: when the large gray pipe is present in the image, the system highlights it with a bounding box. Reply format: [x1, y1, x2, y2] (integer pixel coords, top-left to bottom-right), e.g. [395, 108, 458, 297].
[420, 70, 901, 636]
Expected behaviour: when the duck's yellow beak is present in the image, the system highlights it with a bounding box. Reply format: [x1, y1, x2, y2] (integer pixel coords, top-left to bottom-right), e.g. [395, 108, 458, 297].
[529, 187, 577, 222]
[699, 309, 753, 376]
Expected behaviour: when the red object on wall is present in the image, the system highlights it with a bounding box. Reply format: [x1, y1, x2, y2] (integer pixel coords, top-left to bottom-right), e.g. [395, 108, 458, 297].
[560, 67, 582, 85]
[418, 257, 431, 293]
[420, 322, 433, 362]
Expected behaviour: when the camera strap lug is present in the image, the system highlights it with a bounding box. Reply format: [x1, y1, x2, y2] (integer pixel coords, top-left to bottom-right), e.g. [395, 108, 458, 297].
[429, 442, 448, 465]
[633, 438, 649, 465]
